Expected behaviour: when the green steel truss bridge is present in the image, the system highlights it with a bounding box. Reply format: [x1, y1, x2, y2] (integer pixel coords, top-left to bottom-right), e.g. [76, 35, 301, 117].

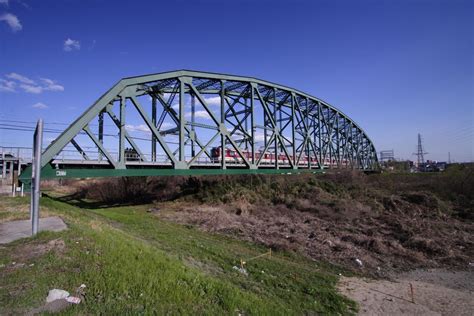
[21, 70, 378, 180]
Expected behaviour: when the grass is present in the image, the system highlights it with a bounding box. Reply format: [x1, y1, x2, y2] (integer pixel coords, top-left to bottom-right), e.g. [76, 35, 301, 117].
[0, 196, 356, 315]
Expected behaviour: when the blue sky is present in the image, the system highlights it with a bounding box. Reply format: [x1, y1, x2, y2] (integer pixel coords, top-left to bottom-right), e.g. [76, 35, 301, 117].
[0, 0, 473, 162]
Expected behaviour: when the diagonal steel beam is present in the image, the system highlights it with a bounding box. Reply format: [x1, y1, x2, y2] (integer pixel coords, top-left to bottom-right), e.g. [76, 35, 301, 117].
[130, 96, 177, 164]
[105, 106, 147, 162]
[70, 138, 89, 160]
[83, 125, 118, 169]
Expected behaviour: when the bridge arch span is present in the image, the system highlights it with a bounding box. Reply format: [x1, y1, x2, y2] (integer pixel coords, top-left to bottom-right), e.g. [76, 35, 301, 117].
[32, 70, 378, 179]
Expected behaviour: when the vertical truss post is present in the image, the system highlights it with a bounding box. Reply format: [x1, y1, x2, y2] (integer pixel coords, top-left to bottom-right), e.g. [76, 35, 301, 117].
[118, 96, 126, 168]
[291, 93, 296, 168]
[305, 98, 311, 169]
[274, 88, 278, 169]
[312, 114, 318, 167]
[220, 80, 226, 169]
[336, 114, 340, 168]
[151, 95, 157, 162]
[179, 78, 186, 164]
[350, 124, 355, 169]
[191, 94, 196, 158]
[250, 84, 256, 165]
[318, 103, 323, 169]
[98, 110, 104, 162]
[244, 98, 249, 150]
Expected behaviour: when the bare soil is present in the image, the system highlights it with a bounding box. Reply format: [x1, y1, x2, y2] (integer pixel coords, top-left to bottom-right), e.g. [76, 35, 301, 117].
[338, 269, 474, 315]
[156, 198, 473, 276]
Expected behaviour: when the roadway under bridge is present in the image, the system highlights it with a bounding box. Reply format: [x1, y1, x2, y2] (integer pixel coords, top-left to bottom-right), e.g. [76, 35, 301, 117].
[20, 70, 378, 180]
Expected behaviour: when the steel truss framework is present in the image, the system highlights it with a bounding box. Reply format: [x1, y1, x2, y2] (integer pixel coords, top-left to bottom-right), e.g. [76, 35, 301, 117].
[21, 70, 378, 180]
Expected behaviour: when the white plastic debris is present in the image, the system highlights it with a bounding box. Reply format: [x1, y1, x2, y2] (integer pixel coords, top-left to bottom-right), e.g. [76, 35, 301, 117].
[46, 289, 70, 303]
[66, 296, 81, 304]
[232, 266, 248, 276]
[355, 258, 363, 267]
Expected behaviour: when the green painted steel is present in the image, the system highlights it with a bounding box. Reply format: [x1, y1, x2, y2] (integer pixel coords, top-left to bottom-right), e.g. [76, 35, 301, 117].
[31, 70, 378, 180]
[19, 165, 325, 181]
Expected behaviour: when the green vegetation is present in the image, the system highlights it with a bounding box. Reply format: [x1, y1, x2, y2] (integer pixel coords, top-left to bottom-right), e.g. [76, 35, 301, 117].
[0, 196, 356, 315]
[4, 166, 471, 314]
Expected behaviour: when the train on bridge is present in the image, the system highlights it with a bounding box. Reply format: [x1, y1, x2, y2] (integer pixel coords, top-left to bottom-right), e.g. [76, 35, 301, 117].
[210, 146, 348, 167]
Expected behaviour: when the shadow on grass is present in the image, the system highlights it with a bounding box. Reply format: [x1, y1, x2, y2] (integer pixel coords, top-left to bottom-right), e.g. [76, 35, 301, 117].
[43, 192, 147, 210]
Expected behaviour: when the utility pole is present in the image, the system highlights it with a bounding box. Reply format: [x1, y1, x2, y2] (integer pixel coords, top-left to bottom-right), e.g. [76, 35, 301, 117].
[448, 152, 451, 164]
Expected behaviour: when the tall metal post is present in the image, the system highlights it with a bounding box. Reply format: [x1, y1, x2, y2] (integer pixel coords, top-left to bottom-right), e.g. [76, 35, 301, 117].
[151, 96, 157, 161]
[31, 119, 43, 236]
[250, 85, 255, 165]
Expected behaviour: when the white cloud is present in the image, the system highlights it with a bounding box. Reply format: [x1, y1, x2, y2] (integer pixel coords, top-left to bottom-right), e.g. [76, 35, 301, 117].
[254, 131, 265, 142]
[40, 78, 64, 91]
[32, 102, 48, 109]
[6, 72, 35, 84]
[20, 84, 42, 94]
[0, 0, 9, 5]
[203, 96, 221, 106]
[126, 122, 175, 134]
[125, 124, 151, 133]
[186, 110, 212, 120]
[64, 38, 80, 52]
[0, 79, 15, 92]
[20, 84, 42, 93]
[0, 13, 22, 32]
[2, 73, 65, 94]
[159, 122, 175, 130]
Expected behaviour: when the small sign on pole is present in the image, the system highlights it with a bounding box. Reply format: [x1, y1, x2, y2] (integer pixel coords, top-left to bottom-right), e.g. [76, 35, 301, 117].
[31, 119, 43, 236]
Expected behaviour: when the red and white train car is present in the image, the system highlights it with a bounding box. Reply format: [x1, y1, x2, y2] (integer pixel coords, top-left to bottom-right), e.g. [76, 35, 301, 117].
[210, 147, 349, 167]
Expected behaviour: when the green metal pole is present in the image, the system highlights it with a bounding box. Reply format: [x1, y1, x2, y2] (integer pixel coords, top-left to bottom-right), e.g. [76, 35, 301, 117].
[152, 95, 157, 162]
[274, 88, 278, 169]
[98, 110, 104, 162]
[179, 78, 186, 164]
[118, 96, 126, 168]
[251, 85, 255, 165]
[220, 80, 226, 169]
[291, 94, 296, 168]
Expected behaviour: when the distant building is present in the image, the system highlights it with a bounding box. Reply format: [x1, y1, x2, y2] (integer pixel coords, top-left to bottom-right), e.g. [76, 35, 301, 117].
[418, 160, 447, 172]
